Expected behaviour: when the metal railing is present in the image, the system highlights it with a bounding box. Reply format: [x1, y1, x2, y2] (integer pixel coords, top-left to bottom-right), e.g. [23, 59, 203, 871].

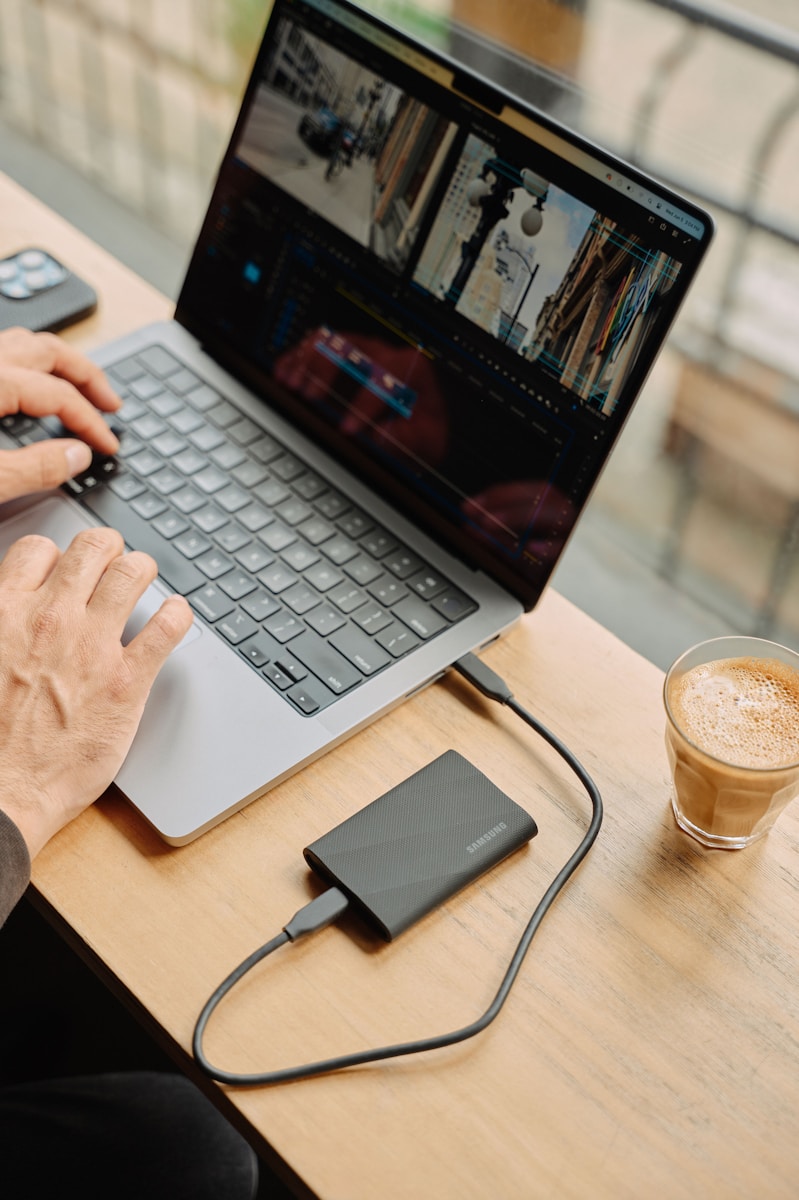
[627, 0, 799, 345]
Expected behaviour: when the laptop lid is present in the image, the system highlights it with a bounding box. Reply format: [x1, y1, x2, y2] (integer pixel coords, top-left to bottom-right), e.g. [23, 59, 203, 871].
[174, 0, 712, 612]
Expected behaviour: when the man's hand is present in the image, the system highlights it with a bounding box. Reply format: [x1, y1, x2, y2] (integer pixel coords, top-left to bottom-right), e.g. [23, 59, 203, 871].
[0, 326, 121, 504]
[0, 527, 193, 858]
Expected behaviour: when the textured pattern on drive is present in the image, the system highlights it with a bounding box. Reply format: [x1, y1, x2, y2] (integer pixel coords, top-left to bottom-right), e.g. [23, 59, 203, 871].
[303, 750, 538, 939]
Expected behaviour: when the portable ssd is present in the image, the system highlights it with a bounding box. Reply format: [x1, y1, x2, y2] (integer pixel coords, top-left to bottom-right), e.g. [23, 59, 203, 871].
[303, 750, 538, 940]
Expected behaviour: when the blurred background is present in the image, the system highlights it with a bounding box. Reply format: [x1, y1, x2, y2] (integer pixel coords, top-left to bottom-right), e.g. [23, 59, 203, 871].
[2, 0, 798, 667]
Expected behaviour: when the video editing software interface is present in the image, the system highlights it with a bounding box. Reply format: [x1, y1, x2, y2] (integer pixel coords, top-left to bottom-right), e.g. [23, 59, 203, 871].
[181, 0, 710, 606]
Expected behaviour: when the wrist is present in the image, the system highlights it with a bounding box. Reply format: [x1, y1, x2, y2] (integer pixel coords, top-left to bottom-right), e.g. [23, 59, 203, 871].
[0, 788, 67, 860]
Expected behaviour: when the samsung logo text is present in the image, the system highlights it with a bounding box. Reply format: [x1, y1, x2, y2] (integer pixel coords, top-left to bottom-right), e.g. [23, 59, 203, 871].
[466, 822, 507, 854]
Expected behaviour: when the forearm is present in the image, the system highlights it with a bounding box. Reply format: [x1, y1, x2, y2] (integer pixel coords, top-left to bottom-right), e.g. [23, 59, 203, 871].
[0, 807, 32, 927]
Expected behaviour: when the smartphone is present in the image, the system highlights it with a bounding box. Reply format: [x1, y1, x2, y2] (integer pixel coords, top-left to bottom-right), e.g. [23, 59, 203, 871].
[0, 247, 97, 333]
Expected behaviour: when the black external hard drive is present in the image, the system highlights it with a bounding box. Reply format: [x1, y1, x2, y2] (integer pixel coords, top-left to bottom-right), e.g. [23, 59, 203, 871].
[304, 750, 538, 940]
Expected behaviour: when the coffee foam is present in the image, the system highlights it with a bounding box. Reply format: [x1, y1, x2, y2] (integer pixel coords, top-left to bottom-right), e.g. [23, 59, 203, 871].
[668, 656, 799, 769]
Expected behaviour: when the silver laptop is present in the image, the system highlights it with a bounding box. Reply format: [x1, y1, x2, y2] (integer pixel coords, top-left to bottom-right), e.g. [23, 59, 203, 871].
[0, 0, 712, 843]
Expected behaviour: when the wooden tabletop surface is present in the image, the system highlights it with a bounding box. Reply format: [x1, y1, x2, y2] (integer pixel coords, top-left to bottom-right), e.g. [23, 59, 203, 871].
[3, 171, 798, 1200]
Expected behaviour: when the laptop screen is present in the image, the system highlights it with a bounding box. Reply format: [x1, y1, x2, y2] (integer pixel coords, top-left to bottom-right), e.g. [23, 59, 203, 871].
[176, 0, 712, 609]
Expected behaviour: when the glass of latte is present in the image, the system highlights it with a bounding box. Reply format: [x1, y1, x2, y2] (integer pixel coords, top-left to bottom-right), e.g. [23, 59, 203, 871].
[664, 636, 799, 849]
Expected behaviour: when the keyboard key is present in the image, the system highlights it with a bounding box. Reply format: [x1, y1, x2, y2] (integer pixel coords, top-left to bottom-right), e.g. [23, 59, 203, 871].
[149, 467, 184, 496]
[343, 556, 382, 586]
[385, 549, 424, 580]
[217, 611, 259, 645]
[131, 413, 167, 440]
[109, 473, 146, 501]
[228, 417, 261, 445]
[258, 562, 298, 594]
[241, 590, 280, 622]
[137, 345, 180, 378]
[282, 582, 320, 616]
[330, 626, 391, 675]
[287, 681, 321, 715]
[208, 400, 239, 428]
[131, 492, 168, 520]
[264, 610, 303, 643]
[297, 516, 335, 546]
[152, 431, 188, 458]
[352, 603, 392, 635]
[323, 536, 358, 566]
[150, 392, 183, 419]
[190, 424, 226, 453]
[315, 491, 349, 519]
[218, 569, 257, 600]
[152, 511, 190, 539]
[375, 622, 421, 658]
[172, 486, 206, 514]
[239, 632, 278, 668]
[392, 595, 448, 639]
[189, 583, 235, 623]
[276, 497, 313, 526]
[235, 544, 274, 573]
[328, 582, 367, 614]
[174, 530, 212, 559]
[169, 408, 204, 435]
[193, 505, 228, 534]
[217, 485, 251, 513]
[368, 576, 408, 606]
[127, 449, 162, 477]
[184, 384, 220, 412]
[168, 367, 201, 394]
[271, 454, 304, 482]
[195, 466, 227, 494]
[361, 528, 397, 558]
[259, 522, 296, 553]
[109, 356, 145, 384]
[305, 604, 346, 636]
[115, 398, 147, 423]
[210, 441, 247, 470]
[174, 448, 208, 476]
[293, 473, 327, 501]
[338, 511, 373, 538]
[116, 433, 144, 459]
[289, 630, 362, 694]
[129, 376, 163, 402]
[275, 653, 307, 683]
[231, 460, 268, 488]
[238, 503, 272, 532]
[214, 523, 251, 553]
[431, 588, 477, 622]
[250, 434, 283, 464]
[263, 663, 293, 690]
[253, 477, 290, 507]
[281, 542, 319, 571]
[409, 569, 447, 600]
[304, 561, 343, 592]
[196, 550, 233, 580]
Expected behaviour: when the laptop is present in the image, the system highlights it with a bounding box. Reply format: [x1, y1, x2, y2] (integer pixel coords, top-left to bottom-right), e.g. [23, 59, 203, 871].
[0, 0, 713, 844]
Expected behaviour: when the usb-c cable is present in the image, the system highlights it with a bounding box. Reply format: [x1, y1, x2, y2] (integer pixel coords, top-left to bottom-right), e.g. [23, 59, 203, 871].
[193, 650, 603, 1086]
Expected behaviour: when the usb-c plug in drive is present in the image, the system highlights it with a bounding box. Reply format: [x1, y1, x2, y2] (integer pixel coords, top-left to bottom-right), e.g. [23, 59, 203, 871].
[303, 750, 538, 940]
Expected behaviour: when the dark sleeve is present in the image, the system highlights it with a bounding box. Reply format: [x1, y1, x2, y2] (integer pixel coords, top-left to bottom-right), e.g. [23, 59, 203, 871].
[0, 808, 31, 927]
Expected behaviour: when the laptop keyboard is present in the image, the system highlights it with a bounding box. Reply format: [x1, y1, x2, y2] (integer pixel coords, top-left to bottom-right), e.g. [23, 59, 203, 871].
[1, 344, 477, 716]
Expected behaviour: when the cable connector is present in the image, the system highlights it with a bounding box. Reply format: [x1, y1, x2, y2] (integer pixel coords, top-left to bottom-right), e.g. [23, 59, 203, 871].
[283, 886, 349, 942]
[453, 651, 514, 704]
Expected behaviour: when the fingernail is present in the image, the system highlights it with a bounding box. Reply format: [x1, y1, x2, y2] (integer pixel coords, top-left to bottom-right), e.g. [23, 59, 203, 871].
[65, 442, 93, 477]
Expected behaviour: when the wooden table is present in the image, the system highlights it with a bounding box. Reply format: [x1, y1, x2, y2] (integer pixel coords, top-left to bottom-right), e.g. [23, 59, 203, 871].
[3, 171, 799, 1200]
